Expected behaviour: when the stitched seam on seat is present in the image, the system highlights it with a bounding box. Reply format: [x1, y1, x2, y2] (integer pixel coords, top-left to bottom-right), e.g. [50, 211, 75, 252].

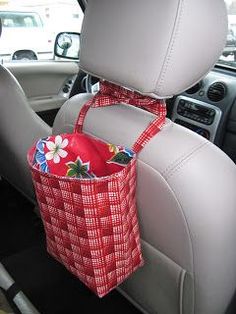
[140, 158, 198, 314]
[137, 159, 195, 314]
[162, 141, 209, 178]
[179, 269, 187, 314]
[138, 159, 194, 271]
[162, 141, 213, 314]
[165, 142, 210, 180]
[165, 181, 195, 314]
[155, 0, 185, 94]
[54, 121, 195, 311]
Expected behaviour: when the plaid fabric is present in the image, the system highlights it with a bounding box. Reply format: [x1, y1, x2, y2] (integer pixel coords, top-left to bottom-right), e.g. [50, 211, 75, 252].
[29, 152, 142, 297]
[76, 81, 166, 153]
[28, 80, 166, 297]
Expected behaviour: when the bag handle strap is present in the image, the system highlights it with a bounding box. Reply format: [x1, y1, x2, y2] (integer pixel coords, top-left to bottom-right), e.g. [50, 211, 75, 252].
[74, 81, 166, 154]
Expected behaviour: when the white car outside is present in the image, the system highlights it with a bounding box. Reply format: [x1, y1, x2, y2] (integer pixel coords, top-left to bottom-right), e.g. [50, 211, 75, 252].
[0, 8, 54, 61]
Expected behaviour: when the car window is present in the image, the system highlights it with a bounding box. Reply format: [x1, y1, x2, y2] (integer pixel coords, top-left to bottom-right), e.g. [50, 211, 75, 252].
[0, 0, 83, 62]
[219, 0, 236, 67]
[0, 12, 44, 28]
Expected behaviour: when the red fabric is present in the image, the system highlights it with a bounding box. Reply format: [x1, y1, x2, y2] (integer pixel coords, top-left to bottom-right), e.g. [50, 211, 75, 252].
[28, 149, 142, 297]
[46, 134, 111, 177]
[75, 80, 166, 153]
[28, 80, 167, 298]
[35, 133, 125, 178]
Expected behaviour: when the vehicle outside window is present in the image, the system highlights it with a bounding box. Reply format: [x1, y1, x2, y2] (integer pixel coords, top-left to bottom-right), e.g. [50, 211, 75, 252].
[0, 0, 83, 62]
[0, 9, 54, 61]
[219, 0, 236, 67]
[222, 29, 236, 61]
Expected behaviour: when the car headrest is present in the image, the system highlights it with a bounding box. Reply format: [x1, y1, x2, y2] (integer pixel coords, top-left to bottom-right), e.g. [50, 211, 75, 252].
[80, 0, 228, 99]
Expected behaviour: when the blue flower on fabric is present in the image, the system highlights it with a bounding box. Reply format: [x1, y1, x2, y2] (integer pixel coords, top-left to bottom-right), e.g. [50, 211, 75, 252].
[108, 148, 134, 166]
[123, 148, 135, 158]
[34, 138, 49, 173]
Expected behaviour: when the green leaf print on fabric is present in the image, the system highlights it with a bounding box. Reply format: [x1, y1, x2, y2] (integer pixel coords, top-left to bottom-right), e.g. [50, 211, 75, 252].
[66, 157, 96, 179]
[108, 152, 133, 165]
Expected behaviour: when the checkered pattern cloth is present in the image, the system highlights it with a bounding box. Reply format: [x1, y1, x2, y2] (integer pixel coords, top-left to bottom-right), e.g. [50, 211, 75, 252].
[28, 80, 166, 297]
[76, 80, 166, 153]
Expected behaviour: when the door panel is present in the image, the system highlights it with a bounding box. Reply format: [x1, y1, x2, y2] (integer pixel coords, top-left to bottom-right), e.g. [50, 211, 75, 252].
[29, 95, 67, 112]
[5, 61, 79, 112]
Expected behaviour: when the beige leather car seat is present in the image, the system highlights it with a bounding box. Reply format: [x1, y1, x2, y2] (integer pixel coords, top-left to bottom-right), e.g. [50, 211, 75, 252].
[53, 1, 236, 314]
[0, 19, 51, 201]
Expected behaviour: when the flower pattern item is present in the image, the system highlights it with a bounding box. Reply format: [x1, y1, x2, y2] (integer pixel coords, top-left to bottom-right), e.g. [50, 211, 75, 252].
[108, 151, 134, 165]
[32, 133, 134, 179]
[45, 135, 68, 164]
[66, 157, 96, 179]
[34, 138, 49, 173]
[108, 144, 119, 154]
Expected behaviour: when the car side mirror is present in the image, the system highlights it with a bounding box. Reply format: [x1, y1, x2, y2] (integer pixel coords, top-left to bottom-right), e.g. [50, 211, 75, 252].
[54, 32, 80, 60]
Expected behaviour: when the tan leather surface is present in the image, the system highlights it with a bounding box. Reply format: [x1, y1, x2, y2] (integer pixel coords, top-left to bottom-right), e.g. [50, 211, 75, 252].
[53, 94, 236, 314]
[80, 0, 227, 98]
[0, 65, 51, 200]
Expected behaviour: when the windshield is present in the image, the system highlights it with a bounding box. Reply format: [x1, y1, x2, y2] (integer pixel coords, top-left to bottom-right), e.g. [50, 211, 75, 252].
[219, 0, 236, 67]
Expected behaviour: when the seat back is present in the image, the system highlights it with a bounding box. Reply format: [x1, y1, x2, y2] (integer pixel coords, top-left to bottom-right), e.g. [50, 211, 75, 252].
[0, 18, 51, 200]
[53, 1, 236, 313]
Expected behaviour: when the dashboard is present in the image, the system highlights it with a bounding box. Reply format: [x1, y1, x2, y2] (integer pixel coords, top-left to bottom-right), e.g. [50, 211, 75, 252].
[168, 67, 236, 163]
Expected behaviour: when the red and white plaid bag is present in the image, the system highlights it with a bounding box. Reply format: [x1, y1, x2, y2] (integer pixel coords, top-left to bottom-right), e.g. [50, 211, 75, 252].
[27, 81, 166, 297]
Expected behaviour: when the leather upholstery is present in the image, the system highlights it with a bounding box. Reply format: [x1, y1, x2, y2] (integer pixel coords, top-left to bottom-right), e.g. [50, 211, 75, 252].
[54, 95, 236, 314]
[0, 0, 233, 312]
[0, 65, 51, 201]
[53, 0, 236, 313]
[0, 11, 51, 200]
[80, 0, 228, 98]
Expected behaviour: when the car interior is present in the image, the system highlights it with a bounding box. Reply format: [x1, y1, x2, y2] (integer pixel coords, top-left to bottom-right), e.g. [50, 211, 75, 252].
[1, 0, 236, 314]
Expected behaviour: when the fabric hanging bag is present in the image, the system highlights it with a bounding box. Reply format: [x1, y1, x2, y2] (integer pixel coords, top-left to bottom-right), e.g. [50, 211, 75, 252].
[27, 81, 166, 297]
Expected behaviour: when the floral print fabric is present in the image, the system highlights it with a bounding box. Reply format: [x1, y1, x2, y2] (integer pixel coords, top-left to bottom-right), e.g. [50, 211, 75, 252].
[33, 133, 134, 178]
